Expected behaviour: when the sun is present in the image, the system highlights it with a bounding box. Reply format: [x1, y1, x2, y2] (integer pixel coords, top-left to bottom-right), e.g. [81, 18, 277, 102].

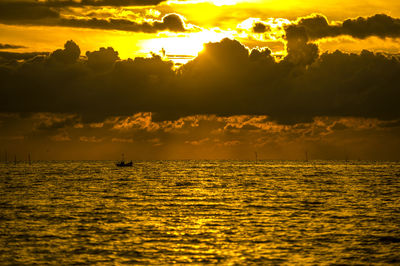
[141, 30, 234, 64]
[167, 0, 243, 6]
[207, 0, 242, 6]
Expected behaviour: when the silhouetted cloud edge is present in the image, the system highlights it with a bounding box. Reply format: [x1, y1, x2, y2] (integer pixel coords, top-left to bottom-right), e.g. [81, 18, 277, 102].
[1, 38, 400, 125]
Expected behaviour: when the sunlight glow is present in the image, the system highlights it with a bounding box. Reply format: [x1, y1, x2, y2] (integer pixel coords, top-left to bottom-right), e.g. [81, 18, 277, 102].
[167, 0, 245, 6]
[237, 18, 261, 30]
[140, 30, 234, 63]
[237, 17, 291, 43]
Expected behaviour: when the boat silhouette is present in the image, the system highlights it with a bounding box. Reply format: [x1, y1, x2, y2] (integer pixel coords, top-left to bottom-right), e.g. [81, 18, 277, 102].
[116, 160, 133, 167]
[116, 153, 132, 167]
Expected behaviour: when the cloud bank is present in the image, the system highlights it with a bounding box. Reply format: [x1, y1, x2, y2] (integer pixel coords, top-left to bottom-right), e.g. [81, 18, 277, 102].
[58, 13, 187, 33]
[1, 36, 400, 125]
[0, 43, 26, 49]
[0, 0, 168, 9]
[0, 1, 187, 33]
[252, 14, 400, 40]
[44, 0, 168, 7]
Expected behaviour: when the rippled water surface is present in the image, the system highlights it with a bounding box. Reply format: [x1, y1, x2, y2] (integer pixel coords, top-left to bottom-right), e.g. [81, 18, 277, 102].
[1, 160, 400, 264]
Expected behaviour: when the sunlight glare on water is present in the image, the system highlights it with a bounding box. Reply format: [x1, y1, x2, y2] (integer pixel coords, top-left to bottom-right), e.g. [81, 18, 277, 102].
[1, 160, 400, 264]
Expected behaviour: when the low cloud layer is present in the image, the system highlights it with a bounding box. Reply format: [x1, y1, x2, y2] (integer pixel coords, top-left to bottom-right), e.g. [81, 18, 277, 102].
[253, 14, 400, 40]
[0, 1, 187, 33]
[2, 112, 399, 160]
[295, 13, 400, 39]
[45, 0, 168, 7]
[0, 51, 49, 61]
[58, 13, 186, 33]
[1, 37, 400, 125]
[0, 43, 26, 49]
[0, 0, 167, 9]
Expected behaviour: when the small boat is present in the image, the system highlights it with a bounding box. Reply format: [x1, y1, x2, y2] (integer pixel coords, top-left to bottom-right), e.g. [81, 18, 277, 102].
[116, 153, 132, 167]
[116, 160, 133, 167]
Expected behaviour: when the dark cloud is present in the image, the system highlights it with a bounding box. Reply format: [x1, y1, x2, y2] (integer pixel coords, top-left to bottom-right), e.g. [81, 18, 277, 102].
[284, 25, 319, 65]
[0, 43, 26, 49]
[86, 47, 119, 71]
[0, 0, 167, 9]
[252, 22, 270, 33]
[342, 14, 400, 39]
[294, 14, 340, 39]
[35, 114, 80, 131]
[47, 0, 168, 7]
[1, 38, 400, 125]
[50, 40, 81, 64]
[0, 51, 49, 65]
[59, 13, 186, 33]
[0, 0, 171, 31]
[290, 13, 400, 40]
[0, 3, 187, 33]
[0, 2, 59, 21]
[249, 47, 272, 61]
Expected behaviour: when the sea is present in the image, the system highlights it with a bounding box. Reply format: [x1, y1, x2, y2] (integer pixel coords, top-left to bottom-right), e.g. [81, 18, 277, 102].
[1, 160, 400, 265]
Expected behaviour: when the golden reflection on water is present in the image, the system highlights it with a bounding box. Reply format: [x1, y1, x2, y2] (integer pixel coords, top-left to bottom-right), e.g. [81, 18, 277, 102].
[1, 160, 400, 264]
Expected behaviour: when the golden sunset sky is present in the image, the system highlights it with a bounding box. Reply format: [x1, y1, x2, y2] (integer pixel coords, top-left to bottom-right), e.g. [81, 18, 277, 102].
[1, 0, 400, 160]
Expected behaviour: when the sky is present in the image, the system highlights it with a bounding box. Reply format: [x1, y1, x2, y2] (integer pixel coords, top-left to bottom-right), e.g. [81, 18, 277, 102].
[1, 0, 400, 160]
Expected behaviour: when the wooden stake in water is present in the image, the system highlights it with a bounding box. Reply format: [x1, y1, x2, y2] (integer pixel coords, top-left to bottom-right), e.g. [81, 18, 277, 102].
[254, 152, 258, 162]
[28, 153, 31, 165]
[14, 155, 17, 165]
